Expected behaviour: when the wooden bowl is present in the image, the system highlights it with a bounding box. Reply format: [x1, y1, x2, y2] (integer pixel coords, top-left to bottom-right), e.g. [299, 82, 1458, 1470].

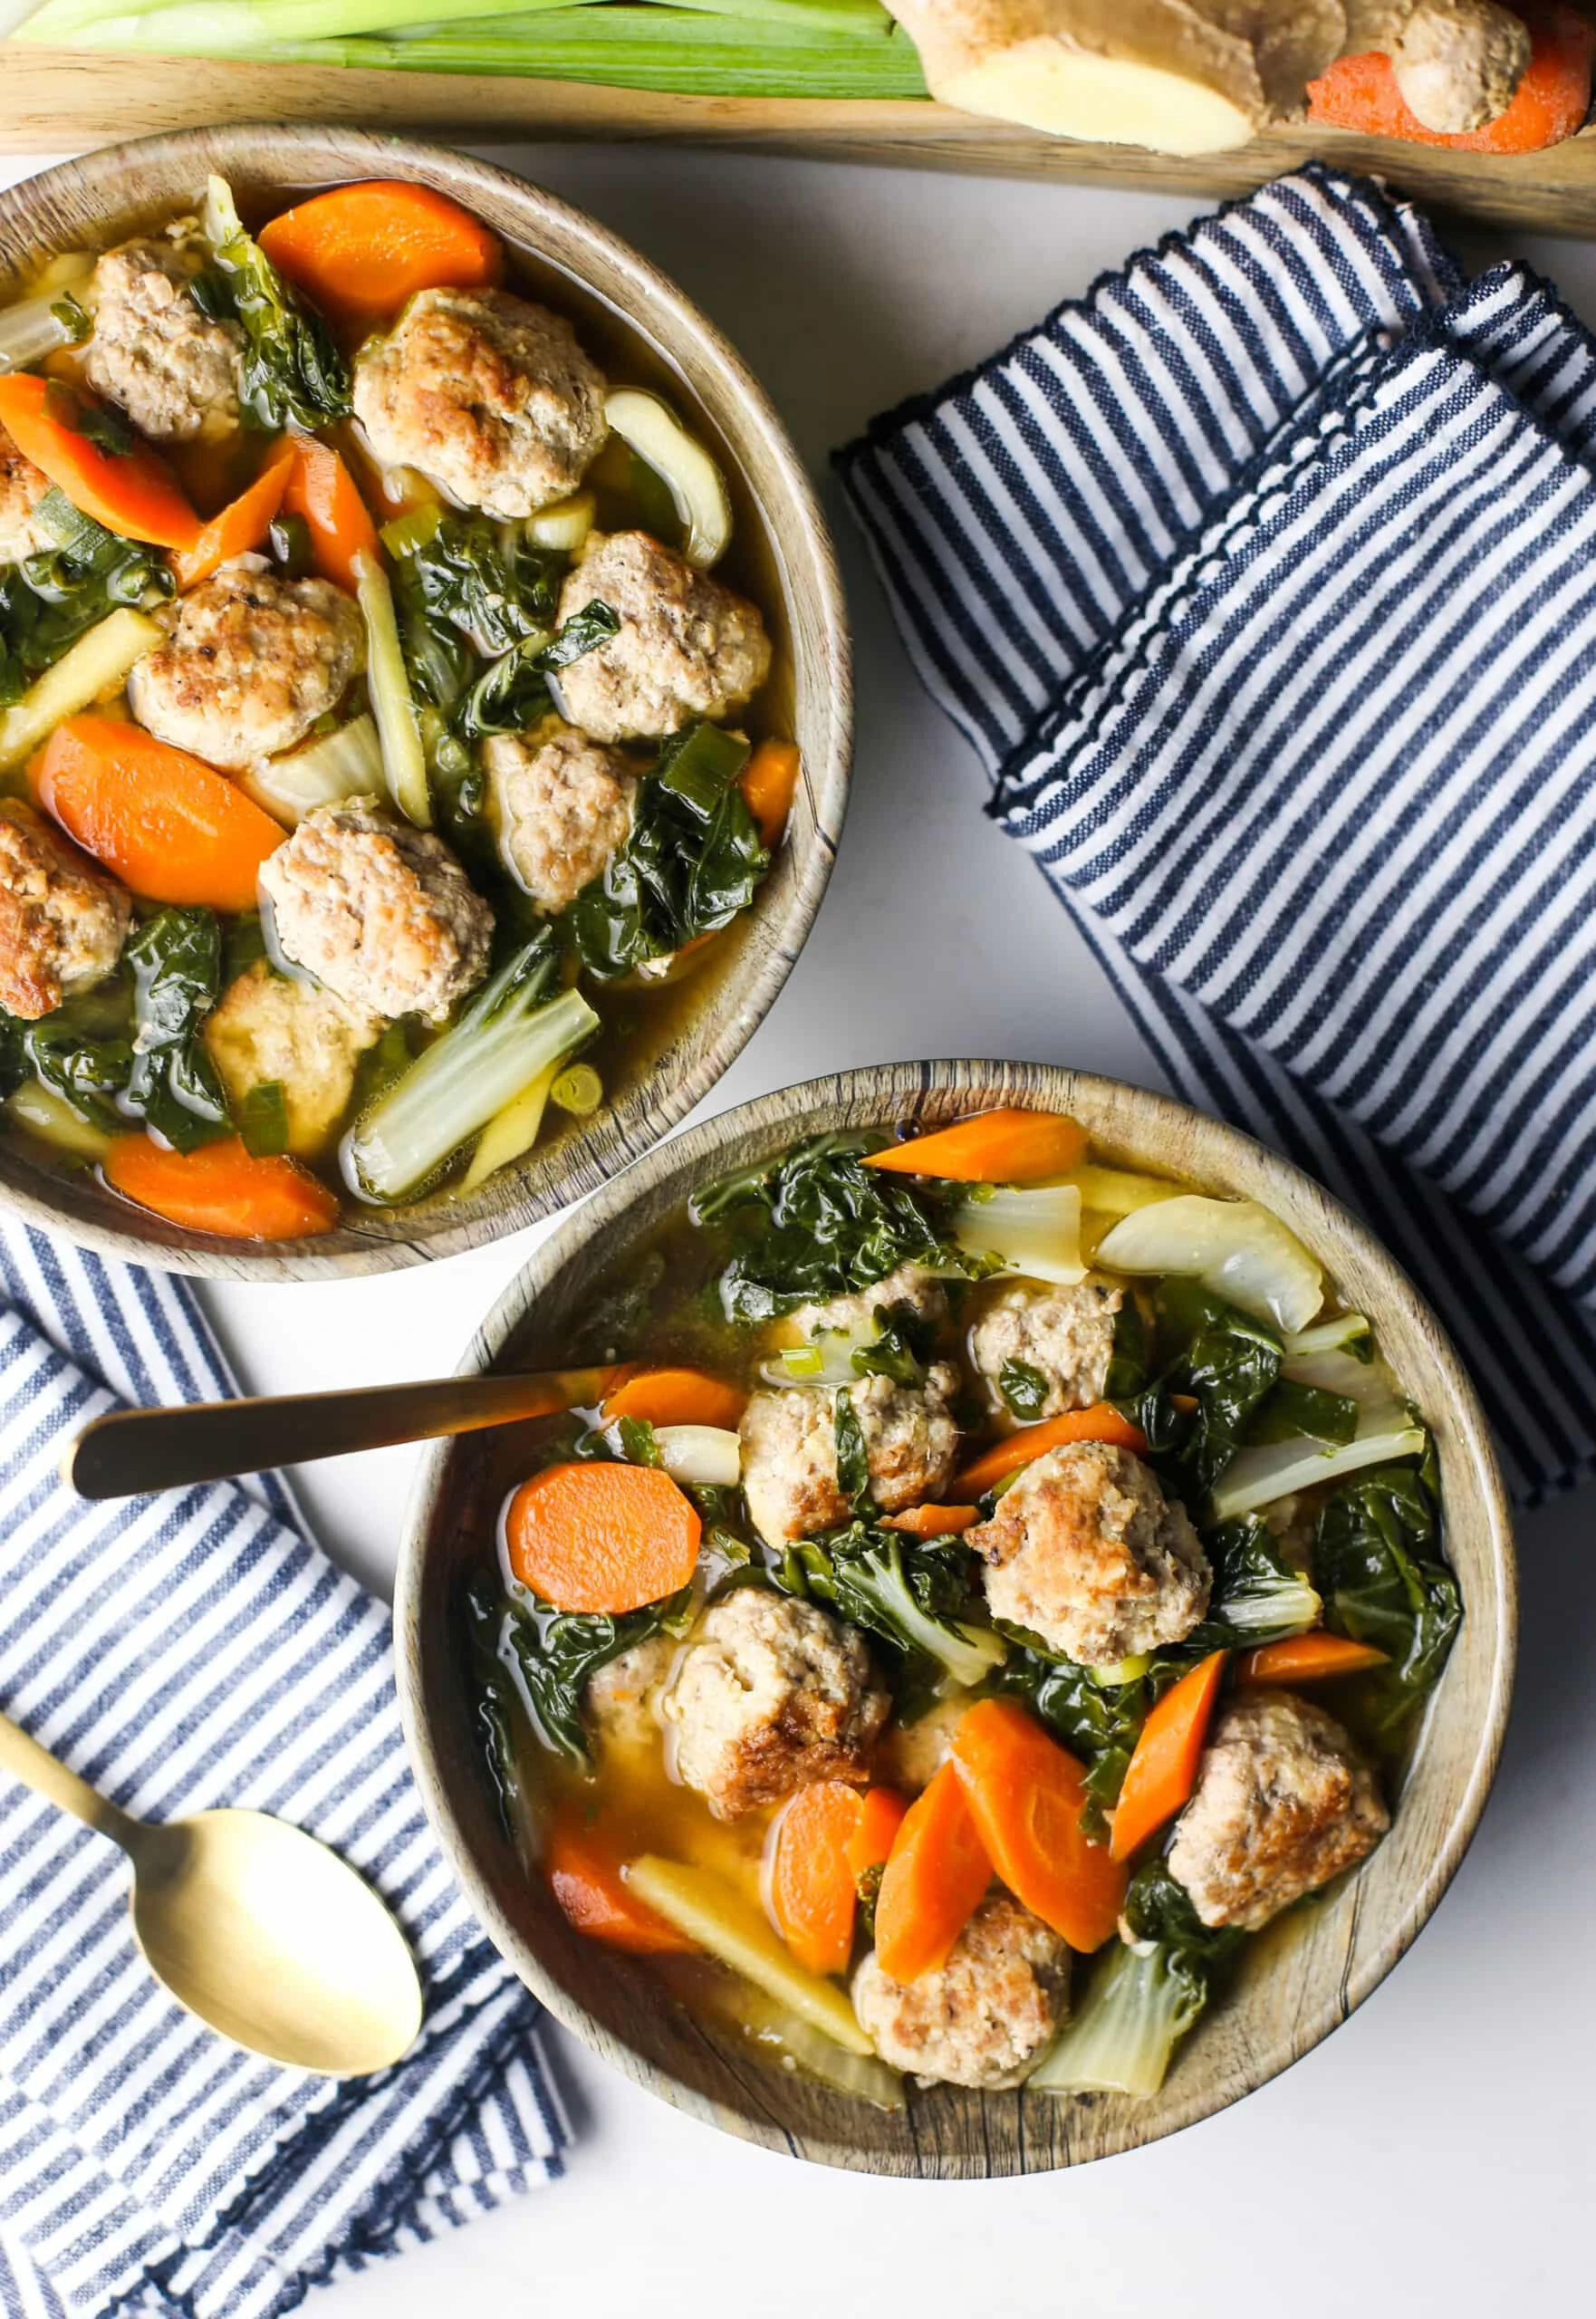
[0, 127, 850, 1278]
[397, 1059, 1516, 2176]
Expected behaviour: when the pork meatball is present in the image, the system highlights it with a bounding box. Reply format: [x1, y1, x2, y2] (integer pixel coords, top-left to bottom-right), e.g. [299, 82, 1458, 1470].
[738, 1366, 963, 1547]
[878, 1691, 974, 1795]
[484, 714, 635, 912]
[201, 959, 379, 1160]
[128, 570, 364, 771]
[662, 1588, 888, 1821]
[853, 1895, 1069, 2089]
[584, 1633, 678, 1751]
[971, 1280, 1121, 1419]
[82, 229, 242, 443]
[0, 801, 130, 1020]
[969, 1441, 1209, 1669]
[553, 531, 771, 743]
[791, 1260, 949, 1349]
[259, 798, 493, 1025]
[1167, 1690, 1389, 1932]
[0, 424, 52, 564]
[352, 287, 607, 518]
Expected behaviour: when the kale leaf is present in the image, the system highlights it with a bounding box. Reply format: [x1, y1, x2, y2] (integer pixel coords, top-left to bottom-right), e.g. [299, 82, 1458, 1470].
[832, 1391, 874, 1514]
[999, 1356, 1051, 1419]
[488, 1581, 695, 1769]
[693, 1130, 955, 1323]
[451, 597, 620, 742]
[997, 1649, 1184, 1837]
[783, 1519, 1005, 1709]
[1246, 1376, 1359, 1447]
[1189, 1516, 1322, 1647]
[0, 489, 170, 706]
[1123, 1857, 1244, 1968]
[123, 909, 233, 1152]
[1113, 1280, 1283, 1498]
[390, 510, 565, 664]
[1314, 1465, 1462, 1754]
[196, 182, 350, 428]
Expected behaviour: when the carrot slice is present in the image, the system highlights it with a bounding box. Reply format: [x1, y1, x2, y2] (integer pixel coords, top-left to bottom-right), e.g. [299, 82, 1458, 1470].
[505, 1461, 701, 1614]
[766, 1781, 863, 1977]
[881, 1503, 981, 1537]
[1308, 3, 1594, 152]
[741, 737, 801, 847]
[956, 1404, 1148, 1497]
[171, 441, 294, 590]
[1110, 1650, 1227, 1863]
[873, 1760, 991, 1982]
[283, 437, 381, 592]
[548, 1815, 694, 1957]
[1235, 1632, 1389, 1688]
[949, 1698, 1126, 1952]
[862, 1108, 1088, 1183]
[601, 1366, 748, 1432]
[103, 1134, 339, 1241]
[845, 1786, 909, 1882]
[259, 179, 505, 324]
[0, 373, 201, 553]
[33, 715, 285, 912]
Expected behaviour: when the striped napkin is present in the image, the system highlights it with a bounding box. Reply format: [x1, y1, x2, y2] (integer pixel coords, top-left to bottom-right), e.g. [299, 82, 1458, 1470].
[838, 161, 1596, 1506]
[0, 1220, 564, 2319]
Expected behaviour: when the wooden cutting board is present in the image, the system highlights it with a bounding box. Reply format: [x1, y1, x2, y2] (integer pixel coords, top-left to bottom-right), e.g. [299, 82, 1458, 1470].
[7, 47, 1596, 236]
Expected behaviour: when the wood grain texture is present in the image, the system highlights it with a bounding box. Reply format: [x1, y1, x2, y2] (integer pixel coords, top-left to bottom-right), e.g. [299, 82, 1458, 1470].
[5, 56, 1596, 234]
[0, 127, 851, 1277]
[396, 1060, 1517, 2178]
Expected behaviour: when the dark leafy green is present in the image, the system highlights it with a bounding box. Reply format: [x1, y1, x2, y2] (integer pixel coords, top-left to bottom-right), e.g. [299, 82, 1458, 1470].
[491, 1583, 695, 1768]
[998, 1649, 1183, 1838]
[692, 1130, 955, 1324]
[237, 1079, 290, 1158]
[1246, 1377, 1359, 1447]
[45, 379, 139, 457]
[123, 909, 232, 1152]
[1123, 1858, 1244, 1968]
[49, 291, 91, 344]
[1190, 1516, 1322, 1648]
[1114, 1281, 1283, 1499]
[832, 1392, 873, 1513]
[850, 1301, 931, 1387]
[999, 1356, 1051, 1419]
[782, 1519, 1003, 1714]
[390, 510, 565, 666]
[195, 222, 350, 429]
[1315, 1465, 1461, 1754]
[0, 489, 171, 706]
[451, 598, 620, 741]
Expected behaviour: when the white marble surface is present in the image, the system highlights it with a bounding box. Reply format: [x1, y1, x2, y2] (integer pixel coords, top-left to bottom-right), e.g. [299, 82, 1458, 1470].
[5, 140, 1594, 2316]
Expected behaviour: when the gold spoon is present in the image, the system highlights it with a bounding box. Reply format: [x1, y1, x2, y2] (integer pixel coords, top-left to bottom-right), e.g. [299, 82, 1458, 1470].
[62, 1365, 624, 1499]
[0, 1709, 425, 2075]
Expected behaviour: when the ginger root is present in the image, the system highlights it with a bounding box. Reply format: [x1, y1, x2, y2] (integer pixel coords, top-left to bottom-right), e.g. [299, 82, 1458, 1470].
[885, 0, 1534, 152]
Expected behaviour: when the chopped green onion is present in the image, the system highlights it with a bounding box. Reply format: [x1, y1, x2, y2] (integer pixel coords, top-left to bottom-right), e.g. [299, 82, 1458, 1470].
[550, 1061, 603, 1117]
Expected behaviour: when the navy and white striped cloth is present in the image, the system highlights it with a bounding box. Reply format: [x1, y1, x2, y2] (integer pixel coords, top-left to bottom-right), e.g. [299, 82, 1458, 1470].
[0, 1219, 564, 2319]
[839, 161, 1596, 1505]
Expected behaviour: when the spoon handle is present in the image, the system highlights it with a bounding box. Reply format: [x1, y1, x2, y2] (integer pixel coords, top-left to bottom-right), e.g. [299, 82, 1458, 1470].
[0, 1709, 132, 1843]
[62, 1365, 622, 1499]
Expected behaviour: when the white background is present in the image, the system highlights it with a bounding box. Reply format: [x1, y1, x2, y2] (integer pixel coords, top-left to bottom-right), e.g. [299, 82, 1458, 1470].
[5, 140, 1595, 2316]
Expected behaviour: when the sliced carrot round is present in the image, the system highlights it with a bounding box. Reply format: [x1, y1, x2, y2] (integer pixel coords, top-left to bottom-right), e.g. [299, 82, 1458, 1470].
[259, 180, 505, 323]
[601, 1366, 747, 1433]
[0, 373, 201, 551]
[547, 1816, 694, 1957]
[505, 1460, 701, 1614]
[956, 1404, 1148, 1498]
[765, 1781, 863, 1977]
[33, 716, 285, 912]
[845, 1785, 909, 1883]
[1110, 1649, 1226, 1863]
[873, 1759, 991, 1983]
[863, 1108, 1088, 1183]
[103, 1135, 339, 1241]
[1234, 1632, 1389, 1688]
[950, 1698, 1126, 1952]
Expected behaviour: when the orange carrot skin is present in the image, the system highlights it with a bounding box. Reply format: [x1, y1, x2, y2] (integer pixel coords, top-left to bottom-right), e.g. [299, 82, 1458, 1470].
[873, 1760, 991, 1982]
[549, 1818, 694, 1957]
[505, 1460, 701, 1614]
[1235, 1632, 1389, 1688]
[283, 438, 381, 592]
[601, 1366, 748, 1433]
[846, 1786, 909, 1882]
[766, 1781, 863, 1977]
[171, 442, 293, 590]
[741, 737, 801, 848]
[1308, 4, 1594, 152]
[957, 1404, 1148, 1497]
[950, 1698, 1126, 1952]
[33, 717, 286, 913]
[864, 1108, 1088, 1183]
[0, 374, 202, 552]
[881, 1504, 981, 1538]
[259, 180, 505, 324]
[1110, 1650, 1227, 1862]
[103, 1135, 339, 1241]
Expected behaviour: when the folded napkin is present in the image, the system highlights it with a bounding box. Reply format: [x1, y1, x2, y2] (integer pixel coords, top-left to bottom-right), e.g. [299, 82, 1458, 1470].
[839, 161, 1596, 1505]
[0, 1219, 564, 2319]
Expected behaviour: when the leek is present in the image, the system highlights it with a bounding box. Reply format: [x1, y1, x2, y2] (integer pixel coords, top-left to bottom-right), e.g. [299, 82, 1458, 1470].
[354, 553, 431, 830]
[1283, 1311, 1372, 1362]
[604, 389, 730, 568]
[460, 1055, 558, 1192]
[345, 964, 597, 1201]
[951, 1182, 1086, 1285]
[0, 293, 77, 372]
[525, 492, 595, 553]
[6, 1077, 111, 1160]
[19, 0, 592, 43]
[0, 608, 161, 775]
[1096, 1194, 1323, 1334]
[1211, 1347, 1425, 1520]
[651, 1423, 740, 1487]
[239, 713, 384, 827]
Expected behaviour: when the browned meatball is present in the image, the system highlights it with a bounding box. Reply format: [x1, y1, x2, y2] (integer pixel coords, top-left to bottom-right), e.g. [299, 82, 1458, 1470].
[553, 531, 771, 742]
[258, 799, 493, 1025]
[969, 1440, 1209, 1668]
[483, 714, 635, 912]
[83, 229, 242, 443]
[0, 801, 130, 1020]
[969, 1280, 1122, 1419]
[0, 424, 52, 564]
[852, 1895, 1069, 2088]
[201, 959, 379, 1160]
[352, 288, 607, 517]
[662, 1589, 888, 1821]
[738, 1367, 963, 1548]
[129, 570, 363, 771]
[1166, 1690, 1389, 1931]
